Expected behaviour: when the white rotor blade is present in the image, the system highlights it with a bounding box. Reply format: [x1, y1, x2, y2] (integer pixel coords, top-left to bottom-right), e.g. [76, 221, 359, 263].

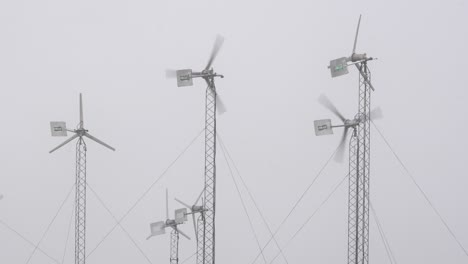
[176, 227, 191, 240]
[166, 189, 169, 220]
[318, 94, 346, 122]
[79, 93, 84, 128]
[165, 69, 178, 79]
[192, 214, 198, 243]
[355, 64, 375, 91]
[194, 188, 205, 205]
[207, 86, 227, 115]
[334, 127, 349, 163]
[49, 134, 79, 153]
[146, 234, 153, 240]
[352, 15, 362, 55]
[83, 133, 115, 151]
[205, 35, 225, 70]
[216, 95, 227, 115]
[370, 107, 383, 120]
[174, 198, 191, 209]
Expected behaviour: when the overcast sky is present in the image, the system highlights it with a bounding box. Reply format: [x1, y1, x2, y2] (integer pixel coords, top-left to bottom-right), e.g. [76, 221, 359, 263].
[0, 0, 467, 263]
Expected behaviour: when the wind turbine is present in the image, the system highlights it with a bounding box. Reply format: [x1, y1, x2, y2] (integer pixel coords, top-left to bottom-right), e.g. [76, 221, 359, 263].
[147, 189, 190, 264]
[49, 93, 115, 264]
[174, 188, 206, 259]
[167, 35, 225, 264]
[315, 95, 382, 162]
[328, 15, 375, 91]
[174, 190, 206, 242]
[316, 15, 378, 264]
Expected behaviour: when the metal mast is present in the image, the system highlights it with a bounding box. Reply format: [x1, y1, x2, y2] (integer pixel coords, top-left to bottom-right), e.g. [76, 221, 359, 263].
[196, 214, 205, 264]
[169, 35, 225, 264]
[75, 137, 87, 264]
[202, 74, 217, 264]
[315, 15, 377, 264]
[347, 62, 372, 264]
[170, 228, 180, 264]
[49, 94, 115, 264]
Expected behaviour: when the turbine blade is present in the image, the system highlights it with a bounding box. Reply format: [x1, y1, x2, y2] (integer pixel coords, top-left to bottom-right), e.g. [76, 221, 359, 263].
[177, 228, 191, 240]
[83, 133, 115, 151]
[205, 35, 224, 70]
[165, 69, 178, 79]
[192, 214, 198, 243]
[166, 189, 169, 220]
[352, 15, 362, 55]
[79, 94, 84, 128]
[49, 134, 79, 153]
[370, 107, 383, 120]
[174, 198, 191, 209]
[146, 234, 153, 240]
[334, 127, 349, 163]
[216, 95, 227, 115]
[194, 187, 205, 205]
[355, 64, 375, 91]
[318, 94, 346, 122]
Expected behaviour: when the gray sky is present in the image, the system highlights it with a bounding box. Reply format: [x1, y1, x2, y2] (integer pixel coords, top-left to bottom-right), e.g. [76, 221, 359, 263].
[1, 0, 467, 263]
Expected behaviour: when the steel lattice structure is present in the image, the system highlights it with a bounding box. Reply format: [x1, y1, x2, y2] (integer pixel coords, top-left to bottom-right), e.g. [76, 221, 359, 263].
[196, 214, 205, 264]
[347, 62, 371, 264]
[170, 229, 180, 264]
[75, 137, 87, 264]
[202, 80, 217, 264]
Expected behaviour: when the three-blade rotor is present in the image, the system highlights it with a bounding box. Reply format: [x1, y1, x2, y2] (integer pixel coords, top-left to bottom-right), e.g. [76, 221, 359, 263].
[49, 94, 115, 153]
[174, 188, 205, 243]
[328, 15, 376, 91]
[166, 35, 227, 115]
[315, 94, 383, 162]
[316, 94, 352, 162]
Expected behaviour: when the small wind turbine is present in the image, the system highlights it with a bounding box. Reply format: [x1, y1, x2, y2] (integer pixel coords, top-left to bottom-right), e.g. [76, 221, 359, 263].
[328, 15, 375, 91]
[49, 93, 115, 264]
[314, 94, 382, 162]
[147, 189, 190, 264]
[166, 35, 225, 264]
[174, 188, 206, 244]
[166, 35, 227, 114]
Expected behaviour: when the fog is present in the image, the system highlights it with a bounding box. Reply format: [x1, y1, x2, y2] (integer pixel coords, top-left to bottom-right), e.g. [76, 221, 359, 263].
[0, 0, 467, 263]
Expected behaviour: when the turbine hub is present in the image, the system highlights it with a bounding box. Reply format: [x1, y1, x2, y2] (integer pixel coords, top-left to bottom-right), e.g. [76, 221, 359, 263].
[350, 53, 367, 62]
[192, 205, 204, 212]
[166, 219, 176, 226]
